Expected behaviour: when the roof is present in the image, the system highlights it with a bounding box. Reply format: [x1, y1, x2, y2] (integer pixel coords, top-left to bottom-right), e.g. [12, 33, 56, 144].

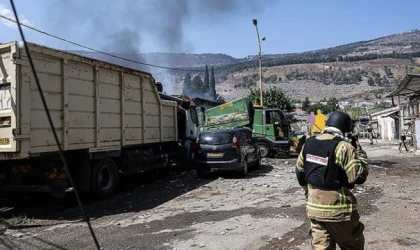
[370, 106, 400, 118]
[386, 74, 420, 97]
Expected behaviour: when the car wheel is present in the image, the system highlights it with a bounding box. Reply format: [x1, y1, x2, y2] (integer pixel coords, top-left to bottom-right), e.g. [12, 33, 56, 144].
[258, 142, 271, 158]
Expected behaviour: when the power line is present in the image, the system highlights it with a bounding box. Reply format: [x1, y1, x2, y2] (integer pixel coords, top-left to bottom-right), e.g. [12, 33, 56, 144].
[8, 1, 101, 249]
[0, 13, 204, 72]
[0, 14, 259, 74]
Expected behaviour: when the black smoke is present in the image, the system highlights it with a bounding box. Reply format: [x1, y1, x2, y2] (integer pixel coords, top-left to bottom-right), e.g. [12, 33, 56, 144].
[45, 0, 274, 94]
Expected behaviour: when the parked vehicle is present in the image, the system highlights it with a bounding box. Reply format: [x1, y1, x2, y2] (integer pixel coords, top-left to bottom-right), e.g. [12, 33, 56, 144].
[192, 128, 261, 177]
[200, 97, 292, 157]
[0, 41, 196, 199]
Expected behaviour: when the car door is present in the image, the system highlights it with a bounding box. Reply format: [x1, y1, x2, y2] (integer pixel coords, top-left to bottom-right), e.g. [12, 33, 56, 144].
[238, 130, 251, 163]
[244, 130, 258, 162]
[242, 130, 257, 163]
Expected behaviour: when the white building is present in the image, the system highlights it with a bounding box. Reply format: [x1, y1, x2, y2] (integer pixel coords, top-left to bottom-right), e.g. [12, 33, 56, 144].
[338, 101, 351, 109]
[355, 101, 375, 109]
[370, 106, 400, 142]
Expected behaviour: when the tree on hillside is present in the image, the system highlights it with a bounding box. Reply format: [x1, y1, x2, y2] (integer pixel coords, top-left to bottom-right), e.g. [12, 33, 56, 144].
[367, 77, 375, 86]
[203, 65, 210, 92]
[302, 97, 311, 111]
[247, 87, 294, 111]
[384, 66, 393, 77]
[326, 97, 339, 112]
[210, 66, 216, 99]
[382, 76, 390, 86]
[182, 73, 192, 95]
[191, 75, 204, 94]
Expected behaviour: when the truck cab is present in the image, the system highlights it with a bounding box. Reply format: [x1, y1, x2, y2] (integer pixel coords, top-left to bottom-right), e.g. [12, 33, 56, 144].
[252, 107, 291, 157]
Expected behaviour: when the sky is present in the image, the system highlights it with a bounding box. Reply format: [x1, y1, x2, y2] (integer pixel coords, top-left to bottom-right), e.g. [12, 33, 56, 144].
[0, 0, 419, 59]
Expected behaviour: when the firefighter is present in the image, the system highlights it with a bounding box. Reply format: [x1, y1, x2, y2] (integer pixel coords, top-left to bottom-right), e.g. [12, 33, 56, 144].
[366, 122, 374, 144]
[352, 121, 360, 140]
[295, 111, 369, 250]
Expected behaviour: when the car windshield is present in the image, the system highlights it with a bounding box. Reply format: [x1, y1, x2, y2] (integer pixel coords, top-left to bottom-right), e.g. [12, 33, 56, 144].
[199, 132, 233, 145]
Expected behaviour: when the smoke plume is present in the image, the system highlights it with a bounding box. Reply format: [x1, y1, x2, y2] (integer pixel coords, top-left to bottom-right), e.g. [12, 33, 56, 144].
[45, 0, 273, 94]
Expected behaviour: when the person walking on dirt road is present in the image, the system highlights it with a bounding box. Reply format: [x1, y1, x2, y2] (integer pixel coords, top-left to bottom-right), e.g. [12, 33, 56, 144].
[295, 111, 369, 249]
[367, 122, 374, 144]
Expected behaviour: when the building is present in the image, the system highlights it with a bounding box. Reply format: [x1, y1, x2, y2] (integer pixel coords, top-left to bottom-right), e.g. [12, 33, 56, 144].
[386, 74, 420, 149]
[370, 106, 400, 142]
[338, 101, 351, 109]
[354, 101, 375, 109]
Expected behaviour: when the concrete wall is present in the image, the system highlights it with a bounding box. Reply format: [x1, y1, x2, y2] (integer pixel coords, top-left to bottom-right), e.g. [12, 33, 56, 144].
[377, 117, 396, 142]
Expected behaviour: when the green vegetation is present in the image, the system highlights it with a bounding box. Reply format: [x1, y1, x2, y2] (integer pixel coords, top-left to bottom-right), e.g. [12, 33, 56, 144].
[182, 65, 218, 100]
[247, 87, 294, 111]
[176, 50, 420, 79]
[285, 68, 369, 85]
[344, 105, 390, 120]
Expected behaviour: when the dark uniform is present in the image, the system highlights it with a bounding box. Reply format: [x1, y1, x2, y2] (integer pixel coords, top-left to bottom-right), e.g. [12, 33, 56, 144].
[296, 111, 369, 250]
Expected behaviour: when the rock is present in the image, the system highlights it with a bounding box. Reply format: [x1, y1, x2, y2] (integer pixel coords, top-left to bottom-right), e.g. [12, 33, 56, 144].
[220, 231, 226, 235]
[284, 161, 290, 165]
[199, 243, 206, 248]
[0, 224, 7, 235]
[288, 237, 295, 243]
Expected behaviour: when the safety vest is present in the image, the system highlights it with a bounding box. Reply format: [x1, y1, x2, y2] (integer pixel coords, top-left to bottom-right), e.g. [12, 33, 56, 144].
[302, 137, 353, 189]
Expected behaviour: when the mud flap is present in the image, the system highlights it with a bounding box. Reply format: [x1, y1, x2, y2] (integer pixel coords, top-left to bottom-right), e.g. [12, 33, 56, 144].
[50, 179, 68, 199]
[78, 158, 91, 192]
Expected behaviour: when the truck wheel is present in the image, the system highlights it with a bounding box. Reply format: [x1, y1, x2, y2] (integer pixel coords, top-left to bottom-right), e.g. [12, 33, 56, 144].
[90, 158, 119, 199]
[258, 142, 271, 158]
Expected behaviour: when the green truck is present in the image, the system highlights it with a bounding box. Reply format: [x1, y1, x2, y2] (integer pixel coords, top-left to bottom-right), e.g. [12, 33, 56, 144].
[200, 97, 292, 158]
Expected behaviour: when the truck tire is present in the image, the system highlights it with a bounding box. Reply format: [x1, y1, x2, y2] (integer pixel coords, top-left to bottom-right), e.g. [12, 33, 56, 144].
[90, 158, 119, 199]
[258, 142, 271, 158]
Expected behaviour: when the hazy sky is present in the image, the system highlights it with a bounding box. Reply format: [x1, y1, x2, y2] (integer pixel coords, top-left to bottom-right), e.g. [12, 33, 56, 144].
[0, 0, 419, 58]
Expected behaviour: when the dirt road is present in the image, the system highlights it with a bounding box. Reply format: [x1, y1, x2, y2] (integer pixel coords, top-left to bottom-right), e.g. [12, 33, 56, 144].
[0, 140, 419, 250]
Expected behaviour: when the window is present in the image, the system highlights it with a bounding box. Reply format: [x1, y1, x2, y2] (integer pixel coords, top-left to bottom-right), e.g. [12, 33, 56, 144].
[199, 132, 233, 145]
[189, 108, 198, 125]
[239, 131, 248, 144]
[266, 110, 288, 126]
[244, 129, 253, 140]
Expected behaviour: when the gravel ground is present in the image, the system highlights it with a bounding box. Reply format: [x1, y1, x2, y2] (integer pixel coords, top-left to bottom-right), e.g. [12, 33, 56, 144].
[0, 139, 419, 250]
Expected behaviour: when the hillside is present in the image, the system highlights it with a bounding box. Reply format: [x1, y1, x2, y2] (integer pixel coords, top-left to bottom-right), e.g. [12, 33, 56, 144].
[215, 58, 414, 102]
[70, 29, 420, 102]
[70, 51, 241, 68]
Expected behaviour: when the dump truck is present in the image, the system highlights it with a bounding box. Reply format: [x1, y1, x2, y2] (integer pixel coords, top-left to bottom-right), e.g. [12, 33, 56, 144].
[200, 97, 293, 157]
[0, 41, 198, 199]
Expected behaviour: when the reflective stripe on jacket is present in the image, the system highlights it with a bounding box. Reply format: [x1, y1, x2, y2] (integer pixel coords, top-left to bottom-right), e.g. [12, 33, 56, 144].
[296, 133, 369, 222]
